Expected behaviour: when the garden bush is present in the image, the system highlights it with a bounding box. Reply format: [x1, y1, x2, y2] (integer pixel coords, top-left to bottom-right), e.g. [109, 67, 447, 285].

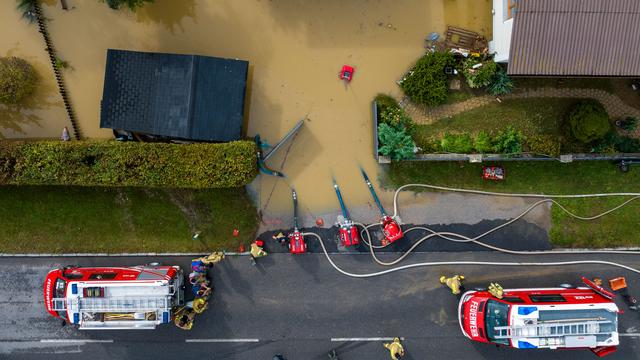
[399, 52, 455, 106]
[440, 133, 474, 153]
[474, 131, 492, 153]
[0, 140, 257, 188]
[0, 57, 37, 104]
[104, 0, 154, 10]
[493, 127, 523, 154]
[378, 123, 415, 161]
[526, 134, 561, 157]
[566, 100, 610, 143]
[488, 68, 514, 96]
[463, 57, 497, 88]
[375, 94, 400, 115]
[379, 107, 415, 135]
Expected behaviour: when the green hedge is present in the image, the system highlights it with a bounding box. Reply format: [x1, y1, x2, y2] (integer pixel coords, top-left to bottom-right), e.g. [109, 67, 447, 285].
[0, 140, 257, 188]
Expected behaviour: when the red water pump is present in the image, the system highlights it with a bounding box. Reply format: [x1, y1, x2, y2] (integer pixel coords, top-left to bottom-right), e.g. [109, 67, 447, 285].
[361, 169, 403, 245]
[333, 179, 360, 247]
[288, 189, 307, 254]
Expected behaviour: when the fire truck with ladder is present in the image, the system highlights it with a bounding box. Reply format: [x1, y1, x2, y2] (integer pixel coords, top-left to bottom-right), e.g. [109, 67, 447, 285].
[458, 278, 620, 357]
[44, 264, 184, 330]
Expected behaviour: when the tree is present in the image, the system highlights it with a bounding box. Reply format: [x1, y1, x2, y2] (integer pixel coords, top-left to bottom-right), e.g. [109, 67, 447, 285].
[399, 52, 455, 106]
[378, 123, 415, 161]
[103, 0, 154, 11]
[566, 100, 611, 143]
[0, 57, 37, 104]
[488, 68, 514, 96]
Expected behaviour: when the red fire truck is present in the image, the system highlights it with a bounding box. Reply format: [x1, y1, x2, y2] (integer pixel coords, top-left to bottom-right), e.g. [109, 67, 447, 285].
[44, 264, 184, 330]
[458, 281, 620, 357]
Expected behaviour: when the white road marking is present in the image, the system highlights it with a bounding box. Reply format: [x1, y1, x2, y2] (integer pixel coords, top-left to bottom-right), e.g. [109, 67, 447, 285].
[40, 339, 114, 343]
[185, 339, 260, 343]
[331, 337, 405, 342]
[619, 333, 640, 337]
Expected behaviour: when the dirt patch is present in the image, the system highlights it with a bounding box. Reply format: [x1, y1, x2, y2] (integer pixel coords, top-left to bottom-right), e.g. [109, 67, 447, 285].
[164, 189, 211, 234]
[114, 188, 135, 233]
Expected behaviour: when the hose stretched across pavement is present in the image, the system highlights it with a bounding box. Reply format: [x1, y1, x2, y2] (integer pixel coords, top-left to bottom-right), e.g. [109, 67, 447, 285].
[305, 184, 640, 277]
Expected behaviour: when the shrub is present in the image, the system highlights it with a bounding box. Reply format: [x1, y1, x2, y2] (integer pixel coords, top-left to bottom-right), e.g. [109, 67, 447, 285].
[375, 94, 400, 115]
[104, 0, 154, 10]
[526, 134, 561, 157]
[619, 117, 638, 132]
[0, 140, 257, 187]
[463, 57, 497, 88]
[473, 131, 493, 153]
[493, 126, 523, 154]
[440, 133, 474, 153]
[399, 52, 455, 106]
[566, 100, 611, 143]
[0, 57, 37, 104]
[379, 107, 416, 135]
[378, 123, 415, 161]
[488, 68, 514, 96]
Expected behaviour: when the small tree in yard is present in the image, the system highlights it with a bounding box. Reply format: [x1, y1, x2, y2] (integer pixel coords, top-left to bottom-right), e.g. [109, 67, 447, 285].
[488, 68, 514, 96]
[0, 57, 37, 104]
[103, 0, 154, 10]
[399, 51, 455, 106]
[566, 100, 611, 143]
[463, 57, 497, 88]
[378, 123, 415, 161]
[493, 126, 523, 154]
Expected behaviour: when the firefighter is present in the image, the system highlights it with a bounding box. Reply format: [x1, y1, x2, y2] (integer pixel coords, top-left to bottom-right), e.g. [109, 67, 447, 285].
[383, 337, 405, 360]
[174, 307, 195, 330]
[191, 297, 208, 314]
[250, 240, 267, 265]
[488, 283, 504, 299]
[272, 232, 288, 246]
[440, 274, 465, 295]
[200, 252, 225, 266]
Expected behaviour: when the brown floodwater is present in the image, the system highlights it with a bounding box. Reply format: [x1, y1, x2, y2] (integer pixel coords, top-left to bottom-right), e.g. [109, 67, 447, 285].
[1, 0, 491, 216]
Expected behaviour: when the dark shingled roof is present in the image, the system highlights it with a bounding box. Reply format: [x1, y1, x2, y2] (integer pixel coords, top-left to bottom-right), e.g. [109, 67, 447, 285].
[100, 49, 248, 141]
[508, 0, 640, 76]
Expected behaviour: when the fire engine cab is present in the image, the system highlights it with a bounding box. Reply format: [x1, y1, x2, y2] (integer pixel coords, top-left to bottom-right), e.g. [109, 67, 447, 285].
[458, 282, 620, 357]
[44, 265, 184, 330]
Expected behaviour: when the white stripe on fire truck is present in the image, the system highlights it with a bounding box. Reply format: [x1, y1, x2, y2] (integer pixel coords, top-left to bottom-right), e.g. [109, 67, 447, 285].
[331, 337, 405, 342]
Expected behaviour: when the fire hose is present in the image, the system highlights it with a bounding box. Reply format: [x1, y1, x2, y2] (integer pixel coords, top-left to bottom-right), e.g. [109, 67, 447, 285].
[304, 185, 640, 277]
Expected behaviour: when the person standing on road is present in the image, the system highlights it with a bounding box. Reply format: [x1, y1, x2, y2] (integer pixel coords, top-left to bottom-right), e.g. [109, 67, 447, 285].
[250, 240, 267, 265]
[383, 337, 405, 359]
[440, 274, 465, 295]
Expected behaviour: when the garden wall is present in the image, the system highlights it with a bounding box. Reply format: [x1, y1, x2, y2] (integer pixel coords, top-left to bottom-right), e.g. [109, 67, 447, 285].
[372, 100, 640, 163]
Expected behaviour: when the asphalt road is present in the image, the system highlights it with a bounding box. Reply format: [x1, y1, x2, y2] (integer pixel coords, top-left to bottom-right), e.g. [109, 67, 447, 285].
[2, 252, 640, 360]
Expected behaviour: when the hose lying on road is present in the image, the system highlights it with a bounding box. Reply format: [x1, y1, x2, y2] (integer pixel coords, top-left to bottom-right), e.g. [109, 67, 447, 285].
[305, 184, 640, 277]
[305, 232, 640, 278]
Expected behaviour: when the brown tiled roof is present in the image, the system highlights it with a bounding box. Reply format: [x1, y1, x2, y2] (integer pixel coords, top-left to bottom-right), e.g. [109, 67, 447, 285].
[507, 0, 640, 76]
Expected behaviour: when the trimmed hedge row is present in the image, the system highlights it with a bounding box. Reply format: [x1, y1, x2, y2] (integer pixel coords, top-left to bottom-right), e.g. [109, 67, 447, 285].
[0, 140, 257, 188]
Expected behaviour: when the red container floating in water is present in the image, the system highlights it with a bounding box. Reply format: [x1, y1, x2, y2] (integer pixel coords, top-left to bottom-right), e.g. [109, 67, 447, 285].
[316, 218, 324, 227]
[232, 229, 240, 237]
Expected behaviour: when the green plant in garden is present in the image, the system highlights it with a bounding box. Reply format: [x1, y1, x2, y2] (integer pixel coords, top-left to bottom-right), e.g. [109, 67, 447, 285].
[379, 107, 416, 135]
[526, 134, 561, 157]
[399, 51, 455, 106]
[103, 0, 154, 10]
[55, 58, 70, 70]
[440, 133, 474, 153]
[463, 57, 497, 88]
[16, 0, 37, 22]
[488, 68, 514, 96]
[493, 126, 523, 154]
[375, 94, 400, 114]
[620, 117, 638, 132]
[473, 131, 493, 153]
[0, 57, 37, 104]
[566, 100, 610, 143]
[378, 123, 415, 161]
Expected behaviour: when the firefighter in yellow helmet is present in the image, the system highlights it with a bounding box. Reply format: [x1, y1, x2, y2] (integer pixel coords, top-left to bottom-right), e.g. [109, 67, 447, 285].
[440, 274, 465, 295]
[488, 283, 504, 299]
[383, 337, 405, 360]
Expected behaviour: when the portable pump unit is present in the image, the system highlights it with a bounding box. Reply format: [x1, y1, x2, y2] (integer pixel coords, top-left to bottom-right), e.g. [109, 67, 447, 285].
[332, 179, 360, 247]
[288, 189, 307, 254]
[361, 169, 403, 245]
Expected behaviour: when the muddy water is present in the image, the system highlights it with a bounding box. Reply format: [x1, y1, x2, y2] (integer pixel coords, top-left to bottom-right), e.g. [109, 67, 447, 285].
[1, 0, 491, 220]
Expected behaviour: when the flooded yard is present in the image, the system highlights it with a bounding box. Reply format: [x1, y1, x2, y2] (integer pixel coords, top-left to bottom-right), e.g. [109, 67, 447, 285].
[0, 0, 491, 217]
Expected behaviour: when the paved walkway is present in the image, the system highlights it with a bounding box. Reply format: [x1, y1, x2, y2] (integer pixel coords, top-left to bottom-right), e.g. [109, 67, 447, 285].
[401, 87, 640, 136]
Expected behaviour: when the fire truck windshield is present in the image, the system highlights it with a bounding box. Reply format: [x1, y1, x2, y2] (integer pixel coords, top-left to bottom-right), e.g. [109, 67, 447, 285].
[55, 278, 67, 320]
[485, 300, 509, 345]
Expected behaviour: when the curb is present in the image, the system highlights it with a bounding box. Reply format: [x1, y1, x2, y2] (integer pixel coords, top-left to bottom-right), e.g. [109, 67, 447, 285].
[1, 248, 640, 257]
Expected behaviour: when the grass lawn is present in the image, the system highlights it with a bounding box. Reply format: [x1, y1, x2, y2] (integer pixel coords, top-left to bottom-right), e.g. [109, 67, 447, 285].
[382, 161, 640, 248]
[0, 186, 258, 253]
